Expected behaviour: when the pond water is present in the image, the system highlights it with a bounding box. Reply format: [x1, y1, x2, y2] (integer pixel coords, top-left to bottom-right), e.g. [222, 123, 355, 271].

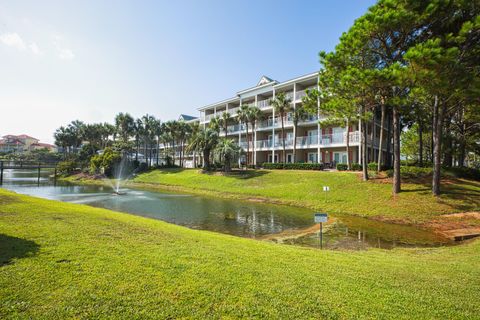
[1, 168, 453, 250]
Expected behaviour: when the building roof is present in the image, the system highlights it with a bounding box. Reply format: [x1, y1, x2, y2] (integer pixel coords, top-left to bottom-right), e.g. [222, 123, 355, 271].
[178, 114, 197, 121]
[31, 142, 55, 148]
[197, 71, 318, 111]
[2, 134, 39, 140]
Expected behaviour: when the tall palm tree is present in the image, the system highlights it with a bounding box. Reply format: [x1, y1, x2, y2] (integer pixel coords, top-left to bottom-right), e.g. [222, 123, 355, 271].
[271, 92, 292, 163]
[152, 118, 162, 166]
[114, 113, 135, 143]
[291, 104, 309, 163]
[164, 120, 179, 165]
[219, 112, 231, 137]
[215, 138, 240, 172]
[188, 121, 201, 168]
[247, 106, 262, 166]
[134, 118, 143, 162]
[209, 116, 221, 134]
[236, 105, 250, 166]
[187, 128, 219, 170]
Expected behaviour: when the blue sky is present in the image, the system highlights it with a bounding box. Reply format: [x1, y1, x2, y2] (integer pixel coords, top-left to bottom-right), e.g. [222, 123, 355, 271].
[0, 0, 376, 143]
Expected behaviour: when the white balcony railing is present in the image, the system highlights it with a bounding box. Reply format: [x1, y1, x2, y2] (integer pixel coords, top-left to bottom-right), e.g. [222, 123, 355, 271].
[257, 99, 271, 109]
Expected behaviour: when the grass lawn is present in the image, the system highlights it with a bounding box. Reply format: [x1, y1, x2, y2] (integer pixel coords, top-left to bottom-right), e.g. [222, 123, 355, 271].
[132, 169, 480, 224]
[0, 188, 479, 319]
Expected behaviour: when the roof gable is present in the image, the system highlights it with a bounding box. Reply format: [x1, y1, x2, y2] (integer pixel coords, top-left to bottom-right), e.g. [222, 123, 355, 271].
[257, 75, 275, 86]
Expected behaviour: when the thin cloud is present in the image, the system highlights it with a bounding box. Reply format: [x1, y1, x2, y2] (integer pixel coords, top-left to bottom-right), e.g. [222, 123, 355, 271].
[0, 32, 42, 55]
[52, 34, 75, 60]
[0, 32, 27, 51]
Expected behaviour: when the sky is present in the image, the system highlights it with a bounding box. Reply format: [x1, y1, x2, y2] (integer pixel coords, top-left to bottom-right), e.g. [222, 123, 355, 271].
[0, 0, 376, 144]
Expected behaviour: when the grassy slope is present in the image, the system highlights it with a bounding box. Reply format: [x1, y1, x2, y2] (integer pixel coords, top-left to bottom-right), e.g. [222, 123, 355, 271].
[133, 169, 480, 223]
[1, 188, 479, 319]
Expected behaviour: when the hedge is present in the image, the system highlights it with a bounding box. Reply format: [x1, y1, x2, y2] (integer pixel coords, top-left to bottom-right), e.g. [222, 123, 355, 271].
[386, 166, 432, 179]
[351, 163, 362, 171]
[336, 163, 348, 171]
[261, 163, 323, 170]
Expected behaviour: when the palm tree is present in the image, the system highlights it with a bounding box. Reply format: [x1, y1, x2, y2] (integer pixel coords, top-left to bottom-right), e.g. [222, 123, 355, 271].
[271, 92, 292, 163]
[215, 138, 240, 172]
[134, 118, 143, 162]
[152, 118, 162, 166]
[164, 120, 179, 165]
[176, 121, 191, 167]
[236, 105, 250, 166]
[209, 116, 221, 134]
[114, 113, 135, 143]
[188, 121, 201, 168]
[291, 105, 309, 163]
[247, 106, 262, 166]
[219, 112, 231, 137]
[187, 128, 219, 170]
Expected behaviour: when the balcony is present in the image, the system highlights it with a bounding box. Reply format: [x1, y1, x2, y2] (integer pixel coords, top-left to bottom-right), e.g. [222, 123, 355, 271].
[202, 114, 215, 122]
[257, 99, 271, 109]
[228, 107, 240, 115]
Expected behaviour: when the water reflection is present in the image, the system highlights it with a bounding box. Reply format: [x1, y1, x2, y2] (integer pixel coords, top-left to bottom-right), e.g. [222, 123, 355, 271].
[1, 168, 454, 249]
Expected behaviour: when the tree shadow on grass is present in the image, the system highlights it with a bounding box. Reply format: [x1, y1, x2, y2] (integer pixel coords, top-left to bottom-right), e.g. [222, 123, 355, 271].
[0, 234, 40, 267]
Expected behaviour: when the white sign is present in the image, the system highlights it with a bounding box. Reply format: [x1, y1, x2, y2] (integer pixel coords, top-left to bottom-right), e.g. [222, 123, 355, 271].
[314, 213, 328, 223]
[323, 186, 330, 192]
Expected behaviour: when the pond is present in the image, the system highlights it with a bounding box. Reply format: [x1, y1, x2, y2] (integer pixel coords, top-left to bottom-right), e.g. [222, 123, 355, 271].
[1, 168, 453, 250]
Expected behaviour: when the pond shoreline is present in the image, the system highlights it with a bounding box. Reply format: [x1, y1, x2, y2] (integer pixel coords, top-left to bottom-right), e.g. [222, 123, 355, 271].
[59, 173, 480, 242]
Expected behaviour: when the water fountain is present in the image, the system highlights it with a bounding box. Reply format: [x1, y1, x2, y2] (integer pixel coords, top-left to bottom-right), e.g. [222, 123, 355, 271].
[107, 156, 140, 196]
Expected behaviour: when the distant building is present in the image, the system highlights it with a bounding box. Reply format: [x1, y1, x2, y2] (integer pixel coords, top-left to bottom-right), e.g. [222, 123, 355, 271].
[0, 135, 56, 153]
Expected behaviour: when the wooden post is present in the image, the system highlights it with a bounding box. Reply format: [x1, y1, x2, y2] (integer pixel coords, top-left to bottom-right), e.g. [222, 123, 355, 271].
[37, 162, 41, 185]
[54, 165, 57, 186]
[0, 161, 3, 185]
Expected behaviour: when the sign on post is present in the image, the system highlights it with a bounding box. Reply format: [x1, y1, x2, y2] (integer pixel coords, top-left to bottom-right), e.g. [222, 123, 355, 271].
[314, 213, 328, 249]
[314, 213, 328, 223]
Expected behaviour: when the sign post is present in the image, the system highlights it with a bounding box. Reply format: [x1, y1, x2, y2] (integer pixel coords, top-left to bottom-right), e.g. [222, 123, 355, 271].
[314, 213, 328, 249]
[323, 186, 330, 202]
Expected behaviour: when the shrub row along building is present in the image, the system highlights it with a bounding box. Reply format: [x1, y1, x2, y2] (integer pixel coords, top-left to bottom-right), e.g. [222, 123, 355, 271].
[175, 72, 389, 168]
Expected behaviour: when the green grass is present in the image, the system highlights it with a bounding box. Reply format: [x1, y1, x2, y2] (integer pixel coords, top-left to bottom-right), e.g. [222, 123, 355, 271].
[133, 169, 480, 223]
[0, 188, 479, 319]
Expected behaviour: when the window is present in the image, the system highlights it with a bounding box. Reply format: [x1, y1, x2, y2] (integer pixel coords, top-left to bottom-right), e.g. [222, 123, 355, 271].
[308, 153, 318, 163]
[287, 154, 293, 163]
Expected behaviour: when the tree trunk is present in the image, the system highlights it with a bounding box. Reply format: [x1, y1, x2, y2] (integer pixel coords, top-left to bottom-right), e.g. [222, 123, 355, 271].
[371, 109, 376, 163]
[392, 106, 401, 194]
[346, 121, 351, 170]
[361, 112, 369, 181]
[432, 96, 445, 196]
[245, 123, 249, 168]
[386, 111, 392, 168]
[377, 102, 386, 172]
[418, 119, 423, 167]
[203, 149, 210, 170]
[293, 122, 297, 163]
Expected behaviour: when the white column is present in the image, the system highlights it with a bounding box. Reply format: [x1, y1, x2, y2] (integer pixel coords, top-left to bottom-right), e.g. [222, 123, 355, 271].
[254, 95, 258, 166]
[272, 88, 276, 163]
[238, 98, 242, 167]
[317, 80, 321, 164]
[293, 84, 296, 163]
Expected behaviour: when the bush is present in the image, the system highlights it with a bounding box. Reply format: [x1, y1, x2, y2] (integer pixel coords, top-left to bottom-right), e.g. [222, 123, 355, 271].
[367, 162, 377, 171]
[261, 162, 323, 170]
[386, 166, 432, 179]
[90, 148, 121, 176]
[336, 163, 348, 171]
[445, 166, 480, 181]
[351, 163, 362, 171]
[57, 160, 78, 176]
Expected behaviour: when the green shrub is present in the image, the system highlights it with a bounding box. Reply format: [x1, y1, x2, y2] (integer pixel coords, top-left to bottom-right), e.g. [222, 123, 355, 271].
[90, 148, 121, 176]
[367, 162, 378, 171]
[336, 163, 348, 171]
[262, 162, 323, 170]
[57, 160, 77, 176]
[351, 163, 362, 171]
[386, 166, 432, 179]
[445, 166, 480, 181]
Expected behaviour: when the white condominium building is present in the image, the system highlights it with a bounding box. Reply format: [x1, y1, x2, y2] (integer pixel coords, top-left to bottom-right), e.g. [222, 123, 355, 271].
[194, 72, 389, 167]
